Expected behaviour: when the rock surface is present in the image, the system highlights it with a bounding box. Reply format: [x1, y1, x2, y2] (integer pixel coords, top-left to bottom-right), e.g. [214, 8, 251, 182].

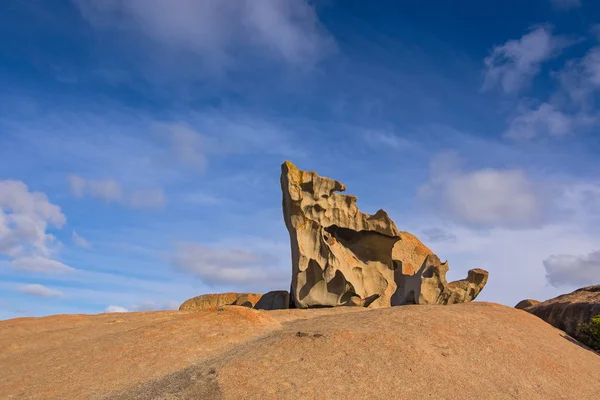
[281, 160, 488, 308]
[515, 299, 541, 310]
[526, 285, 600, 339]
[179, 293, 262, 311]
[2, 303, 600, 399]
[393, 254, 489, 305]
[254, 290, 291, 310]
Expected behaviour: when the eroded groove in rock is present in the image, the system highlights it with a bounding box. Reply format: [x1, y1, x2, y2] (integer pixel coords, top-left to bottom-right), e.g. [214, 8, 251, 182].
[281, 160, 489, 308]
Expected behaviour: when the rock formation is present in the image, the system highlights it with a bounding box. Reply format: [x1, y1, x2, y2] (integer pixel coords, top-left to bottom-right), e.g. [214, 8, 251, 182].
[393, 254, 489, 305]
[180, 291, 291, 311]
[281, 160, 488, 308]
[6, 303, 600, 399]
[525, 285, 600, 339]
[180, 293, 262, 311]
[514, 299, 540, 310]
[254, 290, 291, 310]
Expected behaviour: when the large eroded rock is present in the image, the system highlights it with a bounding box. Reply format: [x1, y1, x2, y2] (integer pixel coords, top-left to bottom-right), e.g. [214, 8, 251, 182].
[281, 161, 488, 308]
[526, 285, 600, 339]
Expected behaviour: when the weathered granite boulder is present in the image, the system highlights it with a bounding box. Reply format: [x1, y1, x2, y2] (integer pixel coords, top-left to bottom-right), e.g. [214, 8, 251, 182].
[526, 285, 600, 339]
[254, 290, 291, 310]
[180, 293, 262, 311]
[281, 161, 488, 308]
[515, 299, 540, 310]
[392, 254, 489, 305]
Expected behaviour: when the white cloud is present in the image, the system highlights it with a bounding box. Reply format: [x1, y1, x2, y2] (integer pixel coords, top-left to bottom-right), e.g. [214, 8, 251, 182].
[105, 305, 129, 313]
[0, 180, 72, 273]
[550, 0, 582, 10]
[172, 242, 288, 289]
[73, 0, 335, 69]
[557, 44, 600, 107]
[68, 175, 165, 209]
[18, 284, 63, 297]
[544, 250, 600, 287]
[419, 152, 541, 229]
[72, 231, 91, 249]
[504, 103, 573, 140]
[414, 220, 600, 307]
[483, 26, 573, 93]
[11, 257, 74, 273]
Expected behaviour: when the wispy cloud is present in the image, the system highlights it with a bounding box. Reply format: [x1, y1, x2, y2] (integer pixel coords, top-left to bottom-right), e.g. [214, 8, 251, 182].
[18, 284, 63, 297]
[172, 242, 288, 290]
[363, 130, 413, 149]
[558, 42, 600, 106]
[68, 175, 166, 209]
[483, 26, 575, 93]
[73, 0, 335, 72]
[504, 102, 574, 140]
[72, 231, 91, 249]
[11, 257, 74, 273]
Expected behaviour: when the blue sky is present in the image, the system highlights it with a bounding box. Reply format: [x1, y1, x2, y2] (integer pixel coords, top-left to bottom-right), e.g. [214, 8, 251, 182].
[1, 0, 600, 319]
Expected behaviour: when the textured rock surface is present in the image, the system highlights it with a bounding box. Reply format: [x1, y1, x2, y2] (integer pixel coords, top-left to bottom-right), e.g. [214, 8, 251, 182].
[281, 160, 488, 308]
[515, 299, 541, 310]
[254, 290, 291, 310]
[0, 306, 279, 400]
[4, 304, 600, 400]
[526, 285, 600, 339]
[392, 254, 489, 305]
[179, 293, 262, 311]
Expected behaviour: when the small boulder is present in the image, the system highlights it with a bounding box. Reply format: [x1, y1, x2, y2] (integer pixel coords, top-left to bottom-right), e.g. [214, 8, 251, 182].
[254, 291, 291, 310]
[515, 299, 540, 310]
[233, 293, 263, 308]
[180, 292, 263, 311]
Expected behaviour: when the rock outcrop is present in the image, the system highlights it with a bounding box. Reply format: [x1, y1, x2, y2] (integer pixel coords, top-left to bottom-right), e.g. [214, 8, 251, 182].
[281, 161, 488, 308]
[180, 293, 262, 311]
[393, 254, 489, 305]
[526, 285, 600, 339]
[180, 291, 291, 311]
[6, 303, 600, 399]
[515, 299, 540, 310]
[254, 290, 291, 310]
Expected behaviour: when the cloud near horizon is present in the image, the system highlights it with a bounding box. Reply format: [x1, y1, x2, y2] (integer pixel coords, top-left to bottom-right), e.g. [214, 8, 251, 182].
[418, 152, 542, 229]
[172, 243, 289, 291]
